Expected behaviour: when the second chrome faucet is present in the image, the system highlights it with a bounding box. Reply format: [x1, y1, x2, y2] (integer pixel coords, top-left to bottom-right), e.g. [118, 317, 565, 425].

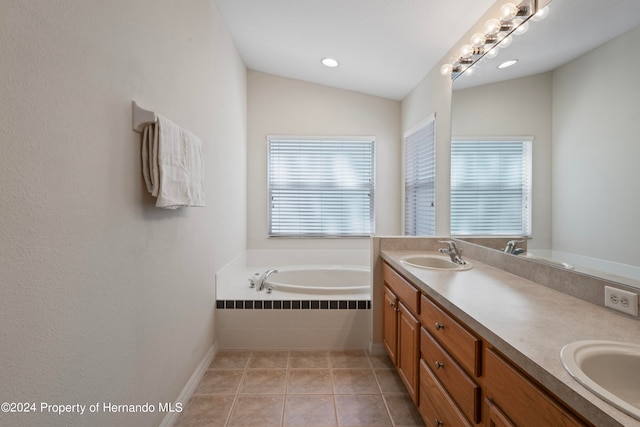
[438, 240, 467, 265]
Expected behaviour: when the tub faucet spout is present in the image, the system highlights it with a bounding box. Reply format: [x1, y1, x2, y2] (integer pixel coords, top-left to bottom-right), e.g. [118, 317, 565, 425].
[257, 269, 278, 291]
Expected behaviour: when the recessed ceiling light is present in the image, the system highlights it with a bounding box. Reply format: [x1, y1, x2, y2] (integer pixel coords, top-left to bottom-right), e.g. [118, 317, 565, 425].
[321, 57, 339, 68]
[498, 59, 518, 69]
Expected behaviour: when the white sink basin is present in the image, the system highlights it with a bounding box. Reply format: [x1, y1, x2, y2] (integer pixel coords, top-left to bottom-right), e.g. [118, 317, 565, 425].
[561, 340, 640, 421]
[400, 255, 473, 271]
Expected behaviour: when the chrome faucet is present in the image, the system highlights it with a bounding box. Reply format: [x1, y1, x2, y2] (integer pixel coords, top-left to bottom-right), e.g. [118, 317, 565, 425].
[256, 269, 278, 291]
[503, 240, 525, 255]
[438, 240, 466, 265]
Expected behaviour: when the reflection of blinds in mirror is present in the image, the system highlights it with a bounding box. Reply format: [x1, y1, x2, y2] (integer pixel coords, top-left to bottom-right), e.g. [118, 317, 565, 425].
[450, 139, 532, 236]
[404, 115, 436, 236]
[268, 138, 375, 237]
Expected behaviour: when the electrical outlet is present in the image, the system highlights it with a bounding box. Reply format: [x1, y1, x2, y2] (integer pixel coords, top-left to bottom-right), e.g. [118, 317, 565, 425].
[604, 286, 639, 316]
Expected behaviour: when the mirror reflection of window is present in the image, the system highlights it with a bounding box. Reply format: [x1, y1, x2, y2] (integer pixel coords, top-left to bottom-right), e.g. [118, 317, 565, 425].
[450, 138, 532, 236]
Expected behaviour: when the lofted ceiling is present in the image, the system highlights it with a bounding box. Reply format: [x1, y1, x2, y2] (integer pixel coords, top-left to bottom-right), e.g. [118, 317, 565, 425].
[214, 0, 640, 100]
[214, 0, 496, 100]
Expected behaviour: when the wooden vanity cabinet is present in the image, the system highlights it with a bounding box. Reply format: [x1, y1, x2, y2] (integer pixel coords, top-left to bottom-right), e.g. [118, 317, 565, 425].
[382, 263, 420, 404]
[484, 348, 590, 427]
[381, 261, 593, 427]
[485, 399, 515, 427]
[382, 286, 398, 364]
[419, 293, 482, 425]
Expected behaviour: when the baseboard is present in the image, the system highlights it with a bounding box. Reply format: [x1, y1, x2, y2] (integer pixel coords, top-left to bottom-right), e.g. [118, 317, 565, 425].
[369, 341, 386, 356]
[159, 342, 217, 427]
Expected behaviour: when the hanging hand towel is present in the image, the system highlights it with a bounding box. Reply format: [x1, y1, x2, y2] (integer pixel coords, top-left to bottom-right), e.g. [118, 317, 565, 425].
[141, 115, 205, 209]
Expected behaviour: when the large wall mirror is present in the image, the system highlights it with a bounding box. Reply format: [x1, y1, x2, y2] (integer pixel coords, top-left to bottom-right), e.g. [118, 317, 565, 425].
[451, 0, 640, 288]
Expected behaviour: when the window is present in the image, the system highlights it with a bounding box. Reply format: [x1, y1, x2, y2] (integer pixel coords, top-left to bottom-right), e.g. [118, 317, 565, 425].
[450, 138, 532, 236]
[404, 115, 436, 236]
[268, 137, 375, 237]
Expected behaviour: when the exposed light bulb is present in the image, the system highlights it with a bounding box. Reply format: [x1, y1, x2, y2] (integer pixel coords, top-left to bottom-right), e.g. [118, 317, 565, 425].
[440, 63, 453, 76]
[500, 3, 519, 21]
[512, 18, 529, 35]
[460, 44, 474, 59]
[471, 32, 486, 48]
[485, 18, 502, 35]
[532, 6, 549, 21]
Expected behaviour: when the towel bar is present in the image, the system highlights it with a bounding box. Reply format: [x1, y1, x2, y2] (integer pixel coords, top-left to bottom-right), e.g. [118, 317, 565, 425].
[132, 101, 157, 133]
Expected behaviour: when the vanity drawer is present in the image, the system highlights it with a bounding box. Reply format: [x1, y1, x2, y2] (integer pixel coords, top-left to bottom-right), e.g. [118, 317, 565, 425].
[419, 359, 473, 427]
[485, 348, 588, 427]
[421, 327, 480, 423]
[383, 262, 420, 314]
[421, 295, 481, 376]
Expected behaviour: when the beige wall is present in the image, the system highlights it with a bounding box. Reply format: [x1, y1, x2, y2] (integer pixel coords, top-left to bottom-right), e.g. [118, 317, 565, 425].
[552, 24, 640, 266]
[451, 73, 554, 250]
[247, 70, 402, 250]
[0, 1, 246, 426]
[401, 67, 453, 236]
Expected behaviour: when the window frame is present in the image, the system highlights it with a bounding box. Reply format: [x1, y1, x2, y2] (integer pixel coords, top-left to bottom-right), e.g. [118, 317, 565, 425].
[267, 135, 376, 238]
[403, 114, 437, 236]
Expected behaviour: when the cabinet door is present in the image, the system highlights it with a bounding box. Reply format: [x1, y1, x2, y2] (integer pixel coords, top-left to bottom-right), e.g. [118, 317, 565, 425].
[382, 286, 398, 365]
[397, 301, 420, 404]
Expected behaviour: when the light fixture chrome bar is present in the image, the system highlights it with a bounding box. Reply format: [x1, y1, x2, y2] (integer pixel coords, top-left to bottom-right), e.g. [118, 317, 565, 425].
[442, 0, 538, 80]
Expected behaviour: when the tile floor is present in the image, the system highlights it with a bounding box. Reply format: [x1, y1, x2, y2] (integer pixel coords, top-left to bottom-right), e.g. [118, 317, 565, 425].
[175, 350, 425, 427]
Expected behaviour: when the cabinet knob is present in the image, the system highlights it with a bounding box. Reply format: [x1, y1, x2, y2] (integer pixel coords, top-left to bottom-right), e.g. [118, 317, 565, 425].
[435, 361, 444, 369]
[435, 322, 445, 330]
[434, 419, 443, 426]
[389, 301, 396, 307]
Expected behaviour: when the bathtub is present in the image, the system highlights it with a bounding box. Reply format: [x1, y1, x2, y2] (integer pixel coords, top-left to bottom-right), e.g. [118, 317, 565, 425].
[215, 249, 372, 349]
[265, 265, 370, 294]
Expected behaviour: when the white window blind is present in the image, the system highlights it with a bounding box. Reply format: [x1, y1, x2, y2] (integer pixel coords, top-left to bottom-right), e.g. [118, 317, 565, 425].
[450, 139, 532, 236]
[404, 117, 436, 236]
[268, 137, 375, 237]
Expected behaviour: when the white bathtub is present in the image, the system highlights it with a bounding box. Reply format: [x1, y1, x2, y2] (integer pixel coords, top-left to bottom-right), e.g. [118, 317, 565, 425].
[265, 265, 370, 294]
[215, 250, 372, 350]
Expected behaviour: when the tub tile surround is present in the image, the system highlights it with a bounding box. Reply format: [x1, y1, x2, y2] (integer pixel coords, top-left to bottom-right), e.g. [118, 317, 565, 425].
[216, 250, 372, 350]
[374, 237, 640, 426]
[175, 350, 425, 427]
[216, 308, 371, 350]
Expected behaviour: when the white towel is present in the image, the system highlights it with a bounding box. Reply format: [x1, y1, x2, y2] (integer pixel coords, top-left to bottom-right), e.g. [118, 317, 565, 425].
[141, 115, 205, 209]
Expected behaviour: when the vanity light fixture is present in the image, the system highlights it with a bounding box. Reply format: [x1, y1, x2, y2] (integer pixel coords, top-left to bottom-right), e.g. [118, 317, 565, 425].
[321, 57, 339, 68]
[440, 0, 540, 79]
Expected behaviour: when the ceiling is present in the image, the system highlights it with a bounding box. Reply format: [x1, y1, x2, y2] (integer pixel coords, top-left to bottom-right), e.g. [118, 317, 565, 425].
[214, 0, 496, 100]
[214, 0, 640, 100]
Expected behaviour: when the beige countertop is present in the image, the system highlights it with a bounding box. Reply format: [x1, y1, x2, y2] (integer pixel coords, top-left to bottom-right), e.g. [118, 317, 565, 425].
[381, 250, 640, 427]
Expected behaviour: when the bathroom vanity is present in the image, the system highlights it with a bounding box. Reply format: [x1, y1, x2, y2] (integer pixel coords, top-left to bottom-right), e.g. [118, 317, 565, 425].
[377, 243, 640, 427]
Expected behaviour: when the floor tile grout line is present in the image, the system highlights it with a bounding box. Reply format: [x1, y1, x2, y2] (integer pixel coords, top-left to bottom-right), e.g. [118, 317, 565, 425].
[180, 350, 421, 427]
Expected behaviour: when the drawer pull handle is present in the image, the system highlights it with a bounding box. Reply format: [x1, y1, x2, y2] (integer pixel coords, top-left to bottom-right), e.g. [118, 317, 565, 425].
[434, 420, 443, 426]
[435, 322, 445, 330]
[435, 361, 444, 369]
